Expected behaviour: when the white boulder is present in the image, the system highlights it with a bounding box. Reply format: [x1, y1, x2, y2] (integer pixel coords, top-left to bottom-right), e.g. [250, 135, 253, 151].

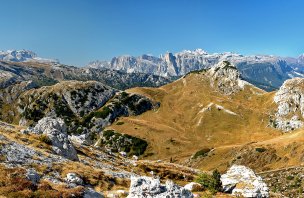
[127, 176, 193, 198]
[66, 173, 83, 186]
[31, 117, 79, 161]
[221, 165, 269, 198]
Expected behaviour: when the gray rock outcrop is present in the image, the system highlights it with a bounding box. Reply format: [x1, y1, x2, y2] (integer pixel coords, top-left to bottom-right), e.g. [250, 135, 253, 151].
[25, 168, 40, 184]
[89, 91, 158, 132]
[273, 78, 304, 131]
[221, 165, 269, 198]
[84, 188, 104, 198]
[127, 176, 193, 198]
[65, 173, 84, 186]
[31, 117, 79, 161]
[0, 80, 38, 104]
[207, 61, 251, 95]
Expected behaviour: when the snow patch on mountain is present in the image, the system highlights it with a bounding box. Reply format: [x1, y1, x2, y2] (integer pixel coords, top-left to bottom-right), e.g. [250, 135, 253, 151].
[0, 50, 58, 63]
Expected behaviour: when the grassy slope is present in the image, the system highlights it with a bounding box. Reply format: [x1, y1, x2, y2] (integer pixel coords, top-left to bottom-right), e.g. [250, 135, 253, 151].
[106, 71, 283, 171]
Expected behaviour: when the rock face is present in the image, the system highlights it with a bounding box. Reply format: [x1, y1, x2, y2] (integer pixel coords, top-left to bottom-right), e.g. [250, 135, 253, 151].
[0, 59, 171, 91]
[0, 50, 37, 62]
[61, 81, 115, 116]
[0, 49, 58, 63]
[87, 49, 304, 91]
[207, 61, 251, 95]
[14, 80, 116, 127]
[7, 81, 157, 142]
[272, 78, 304, 131]
[221, 165, 269, 198]
[0, 80, 38, 104]
[31, 117, 79, 161]
[127, 176, 193, 198]
[89, 91, 159, 133]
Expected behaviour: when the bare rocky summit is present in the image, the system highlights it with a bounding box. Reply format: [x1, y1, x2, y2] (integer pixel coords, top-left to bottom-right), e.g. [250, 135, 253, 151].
[272, 77, 304, 131]
[207, 61, 252, 95]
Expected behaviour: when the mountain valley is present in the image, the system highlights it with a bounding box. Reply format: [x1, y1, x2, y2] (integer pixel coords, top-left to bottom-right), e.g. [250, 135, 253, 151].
[1, 50, 304, 197]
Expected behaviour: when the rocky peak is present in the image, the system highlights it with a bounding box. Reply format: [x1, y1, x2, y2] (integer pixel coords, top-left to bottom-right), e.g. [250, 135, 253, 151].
[111, 55, 137, 67]
[177, 48, 208, 56]
[298, 54, 304, 63]
[0, 50, 37, 62]
[86, 60, 110, 69]
[163, 52, 179, 76]
[272, 78, 304, 131]
[0, 49, 58, 63]
[207, 61, 248, 95]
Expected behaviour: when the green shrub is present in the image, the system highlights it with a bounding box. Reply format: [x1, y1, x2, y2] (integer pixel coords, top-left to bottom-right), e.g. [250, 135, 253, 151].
[193, 148, 211, 159]
[101, 130, 148, 156]
[195, 170, 222, 194]
[255, 147, 267, 153]
[116, 122, 124, 125]
[94, 106, 112, 119]
[127, 135, 148, 156]
[102, 130, 115, 140]
[121, 91, 129, 99]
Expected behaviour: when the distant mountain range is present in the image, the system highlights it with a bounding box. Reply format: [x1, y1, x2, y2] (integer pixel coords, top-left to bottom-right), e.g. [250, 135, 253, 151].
[0, 49, 59, 63]
[1, 50, 304, 197]
[0, 50, 171, 90]
[87, 49, 304, 91]
[2, 49, 304, 91]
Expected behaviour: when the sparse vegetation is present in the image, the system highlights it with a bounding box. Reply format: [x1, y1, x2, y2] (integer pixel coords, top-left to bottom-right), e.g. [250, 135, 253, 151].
[0, 165, 84, 198]
[286, 175, 294, 180]
[38, 134, 52, 145]
[192, 148, 211, 159]
[100, 130, 148, 156]
[255, 147, 267, 153]
[195, 170, 222, 195]
[116, 121, 124, 125]
[94, 106, 112, 119]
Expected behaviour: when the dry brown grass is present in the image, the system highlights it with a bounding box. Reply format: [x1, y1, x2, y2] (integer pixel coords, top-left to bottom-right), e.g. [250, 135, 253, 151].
[52, 161, 129, 191]
[105, 72, 281, 171]
[0, 164, 85, 198]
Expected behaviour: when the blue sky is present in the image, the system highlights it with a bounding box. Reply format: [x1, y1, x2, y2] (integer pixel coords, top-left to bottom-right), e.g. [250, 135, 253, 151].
[1, 0, 304, 66]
